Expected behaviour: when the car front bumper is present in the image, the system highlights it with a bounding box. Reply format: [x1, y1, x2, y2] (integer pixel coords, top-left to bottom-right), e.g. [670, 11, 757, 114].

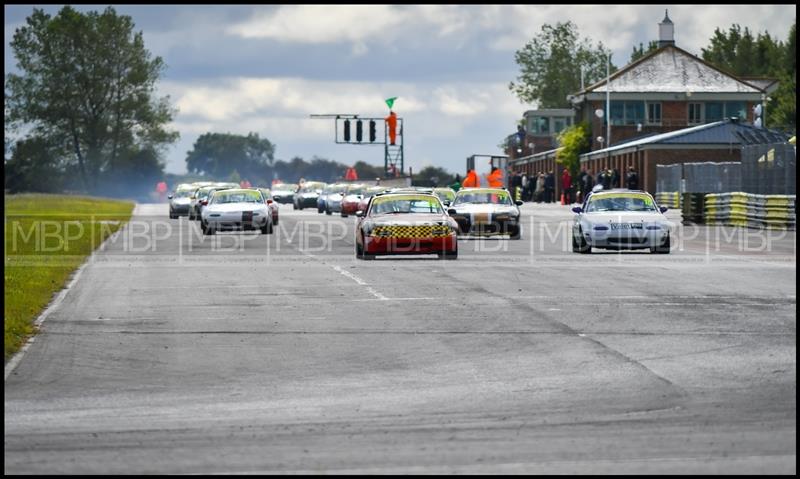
[364, 235, 457, 255]
[583, 229, 668, 249]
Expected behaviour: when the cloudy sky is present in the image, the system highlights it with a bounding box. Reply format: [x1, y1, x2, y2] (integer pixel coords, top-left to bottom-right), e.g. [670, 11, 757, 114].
[4, 4, 795, 176]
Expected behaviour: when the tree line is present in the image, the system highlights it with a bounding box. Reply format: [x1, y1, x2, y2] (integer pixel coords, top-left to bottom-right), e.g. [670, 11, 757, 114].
[5, 6, 178, 198]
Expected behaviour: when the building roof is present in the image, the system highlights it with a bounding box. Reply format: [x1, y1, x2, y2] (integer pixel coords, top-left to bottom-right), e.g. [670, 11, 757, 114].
[581, 119, 790, 159]
[509, 147, 563, 165]
[523, 108, 574, 117]
[576, 45, 763, 95]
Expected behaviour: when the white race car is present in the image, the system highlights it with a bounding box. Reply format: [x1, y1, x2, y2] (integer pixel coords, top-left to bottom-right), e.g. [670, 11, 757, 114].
[447, 188, 523, 239]
[571, 189, 672, 253]
[200, 189, 273, 235]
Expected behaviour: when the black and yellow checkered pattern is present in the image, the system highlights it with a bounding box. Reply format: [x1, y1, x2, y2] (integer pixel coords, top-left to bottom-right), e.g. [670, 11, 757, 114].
[371, 225, 452, 238]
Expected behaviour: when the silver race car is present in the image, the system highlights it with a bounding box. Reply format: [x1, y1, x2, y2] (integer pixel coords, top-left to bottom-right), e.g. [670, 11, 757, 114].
[447, 188, 523, 239]
[571, 189, 672, 253]
[200, 188, 274, 235]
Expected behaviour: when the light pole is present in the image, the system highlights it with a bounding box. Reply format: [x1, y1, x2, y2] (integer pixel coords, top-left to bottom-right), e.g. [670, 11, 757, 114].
[606, 52, 611, 149]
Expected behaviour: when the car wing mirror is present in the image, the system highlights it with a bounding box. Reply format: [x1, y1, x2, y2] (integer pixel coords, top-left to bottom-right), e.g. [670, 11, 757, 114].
[443, 200, 451, 207]
[571, 206, 583, 213]
[266, 199, 273, 204]
[201, 200, 208, 206]
[355, 210, 364, 217]
[515, 200, 523, 206]
[447, 208, 457, 215]
[167, 194, 173, 199]
[659, 206, 668, 213]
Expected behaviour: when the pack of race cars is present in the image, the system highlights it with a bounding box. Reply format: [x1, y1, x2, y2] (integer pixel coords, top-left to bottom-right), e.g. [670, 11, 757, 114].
[168, 181, 673, 257]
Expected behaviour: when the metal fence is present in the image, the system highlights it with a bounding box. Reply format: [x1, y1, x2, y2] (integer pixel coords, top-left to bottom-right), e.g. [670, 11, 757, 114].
[741, 143, 796, 195]
[683, 162, 742, 193]
[656, 164, 682, 193]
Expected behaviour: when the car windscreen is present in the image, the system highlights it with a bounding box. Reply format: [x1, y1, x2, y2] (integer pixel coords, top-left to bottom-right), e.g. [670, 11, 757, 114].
[435, 189, 455, 201]
[585, 193, 657, 212]
[210, 190, 263, 204]
[173, 190, 194, 198]
[369, 195, 443, 215]
[301, 182, 325, 192]
[345, 186, 365, 196]
[453, 190, 512, 205]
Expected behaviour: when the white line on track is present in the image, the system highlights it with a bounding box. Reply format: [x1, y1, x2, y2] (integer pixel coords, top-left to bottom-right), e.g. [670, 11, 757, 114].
[5, 207, 136, 381]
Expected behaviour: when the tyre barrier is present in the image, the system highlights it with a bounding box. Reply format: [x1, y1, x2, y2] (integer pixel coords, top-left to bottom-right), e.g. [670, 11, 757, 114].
[704, 192, 796, 230]
[682, 192, 708, 225]
[655, 191, 681, 209]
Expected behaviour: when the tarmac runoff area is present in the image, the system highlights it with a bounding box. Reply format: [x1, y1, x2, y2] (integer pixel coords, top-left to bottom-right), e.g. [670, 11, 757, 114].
[4, 202, 796, 474]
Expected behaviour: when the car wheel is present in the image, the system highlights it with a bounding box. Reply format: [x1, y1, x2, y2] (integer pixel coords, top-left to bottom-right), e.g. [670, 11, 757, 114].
[341, 211, 348, 218]
[202, 222, 215, 236]
[169, 211, 177, 219]
[273, 216, 279, 226]
[651, 233, 670, 254]
[439, 250, 458, 260]
[293, 202, 297, 210]
[572, 231, 591, 253]
[508, 224, 521, 240]
[325, 207, 332, 215]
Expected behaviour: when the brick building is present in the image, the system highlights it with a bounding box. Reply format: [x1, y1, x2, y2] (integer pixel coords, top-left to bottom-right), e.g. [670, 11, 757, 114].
[579, 119, 789, 193]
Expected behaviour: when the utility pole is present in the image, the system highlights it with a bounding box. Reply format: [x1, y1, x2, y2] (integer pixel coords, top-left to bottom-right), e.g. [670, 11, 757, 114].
[606, 52, 611, 148]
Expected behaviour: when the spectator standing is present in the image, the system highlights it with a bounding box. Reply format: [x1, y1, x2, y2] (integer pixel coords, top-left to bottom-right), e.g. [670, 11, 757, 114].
[625, 166, 640, 190]
[544, 170, 555, 203]
[561, 169, 572, 204]
[582, 168, 594, 200]
[535, 172, 545, 202]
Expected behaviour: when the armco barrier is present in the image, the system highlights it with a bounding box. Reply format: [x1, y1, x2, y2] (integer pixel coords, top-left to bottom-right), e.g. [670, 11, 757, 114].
[656, 191, 681, 209]
[704, 192, 796, 230]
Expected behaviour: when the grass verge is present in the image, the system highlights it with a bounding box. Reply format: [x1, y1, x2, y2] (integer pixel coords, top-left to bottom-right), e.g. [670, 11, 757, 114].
[4, 193, 134, 362]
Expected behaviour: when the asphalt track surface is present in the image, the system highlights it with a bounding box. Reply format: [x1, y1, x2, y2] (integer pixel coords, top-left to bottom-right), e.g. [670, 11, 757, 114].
[4, 203, 796, 474]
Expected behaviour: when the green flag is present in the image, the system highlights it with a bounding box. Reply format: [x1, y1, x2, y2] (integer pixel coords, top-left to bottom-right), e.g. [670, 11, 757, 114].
[385, 97, 397, 109]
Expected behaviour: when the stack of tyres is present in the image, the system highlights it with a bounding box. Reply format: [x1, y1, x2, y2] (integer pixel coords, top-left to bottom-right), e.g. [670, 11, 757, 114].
[656, 191, 681, 209]
[705, 193, 795, 230]
[682, 192, 707, 225]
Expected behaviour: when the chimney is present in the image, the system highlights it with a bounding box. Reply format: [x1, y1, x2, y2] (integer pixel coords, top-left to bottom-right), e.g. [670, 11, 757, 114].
[658, 9, 675, 48]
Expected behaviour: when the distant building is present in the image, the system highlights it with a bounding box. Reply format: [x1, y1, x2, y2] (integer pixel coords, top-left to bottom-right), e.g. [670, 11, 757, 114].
[579, 118, 789, 193]
[569, 10, 772, 150]
[509, 10, 780, 193]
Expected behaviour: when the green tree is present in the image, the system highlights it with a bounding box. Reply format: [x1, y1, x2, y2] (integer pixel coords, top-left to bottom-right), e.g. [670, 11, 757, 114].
[702, 21, 795, 132]
[630, 41, 659, 63]
[509, 21, 616, 108]
[5, 6, 178, 192]
[4, 136, 66, 193]
[186, 132, 275, 182]
[555, 122, 590, 180]
[412, 166, 455, 187]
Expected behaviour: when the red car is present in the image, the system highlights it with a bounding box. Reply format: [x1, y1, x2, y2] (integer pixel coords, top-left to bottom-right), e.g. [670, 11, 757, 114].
[354, 193, 459, 260]
[258, 188, 279, 226]
[340, 183, 367, 217]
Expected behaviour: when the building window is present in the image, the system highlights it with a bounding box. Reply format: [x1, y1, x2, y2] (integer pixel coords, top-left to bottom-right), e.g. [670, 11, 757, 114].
[610, 101, 644, 126]
[646, 102, 662, 125]
[725, 101, 746, 120]
[553, 118, 568, 134]
[688, 103, 703, 125]
[529, 116, 550, 134]
[706, 102, 724, 122]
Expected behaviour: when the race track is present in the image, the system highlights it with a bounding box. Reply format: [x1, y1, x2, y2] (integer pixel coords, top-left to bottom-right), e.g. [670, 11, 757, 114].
[4, 203, 796, 474]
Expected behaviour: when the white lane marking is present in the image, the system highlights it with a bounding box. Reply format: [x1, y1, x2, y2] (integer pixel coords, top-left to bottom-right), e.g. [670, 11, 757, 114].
[5, 214, 133, 381]
[329, 265, 387, 300]
[331, 264, 367, 285]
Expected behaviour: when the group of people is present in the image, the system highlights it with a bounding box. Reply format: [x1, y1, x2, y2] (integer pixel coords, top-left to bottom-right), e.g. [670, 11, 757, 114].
[509, 171, 557, 203]
[458, 165, 640, 205]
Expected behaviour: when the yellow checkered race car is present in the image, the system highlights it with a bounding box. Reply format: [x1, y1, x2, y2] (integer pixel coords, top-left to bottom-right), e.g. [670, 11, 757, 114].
[354, 193, 459, 260]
